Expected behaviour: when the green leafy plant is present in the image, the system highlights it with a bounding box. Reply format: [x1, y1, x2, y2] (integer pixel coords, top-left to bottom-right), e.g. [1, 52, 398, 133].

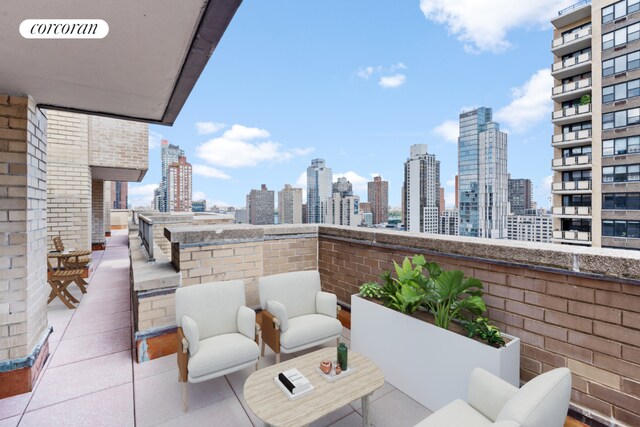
[421, 268, 486, 330]
[462, 316, 506, 348]
[580, 94, 591, 105]
[359, 282, 382, 298]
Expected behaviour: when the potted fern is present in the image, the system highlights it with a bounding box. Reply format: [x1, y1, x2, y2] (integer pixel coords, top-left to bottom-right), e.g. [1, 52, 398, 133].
[351, 255, 520, 411]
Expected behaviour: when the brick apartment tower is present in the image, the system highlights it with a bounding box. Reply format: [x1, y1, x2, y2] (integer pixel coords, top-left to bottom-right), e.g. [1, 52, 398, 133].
[247, 184, 275, 225]
[168, 155, 192, 212]
[367, 175, 389, 225]
[111, 181, 128, 209]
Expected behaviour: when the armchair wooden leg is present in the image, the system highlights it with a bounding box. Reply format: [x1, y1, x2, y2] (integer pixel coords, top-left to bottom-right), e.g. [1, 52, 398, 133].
[275, 352, 280, 364]
[261, 337, 265, 357]
[182, 382, 189, 412]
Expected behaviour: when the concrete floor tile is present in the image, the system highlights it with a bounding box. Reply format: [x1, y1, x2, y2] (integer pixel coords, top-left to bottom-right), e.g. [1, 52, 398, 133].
[349, 381, 395, 411]
[133, 354, 177, 381]
[0, 416, 19, 427]
[358, 389, 432, 427]
[134, 369, 234, 427]
[63, 310, 131, 339]
[310, 405, 355, 427]
[28, 350, 132, 411]
[225, 365, 264, 427]
[155, 395, 252, 427]
[73, 298, 130, 319]
[78, 288, 130, 304]
[0, 392, 30, 420]
[20, 383, 134, 427]
[327, 411, 363, 427]
[49, 327, 131, 367]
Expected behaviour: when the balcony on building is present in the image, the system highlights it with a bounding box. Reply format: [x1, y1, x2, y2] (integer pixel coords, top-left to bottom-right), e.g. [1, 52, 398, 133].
[552, 129, 592, 148]
[551, 25, 592, 57]
[551, 154, 592, 170]
[551, 229, 592, 244]
[552, 206, 592, 218]
[552, 180, 592, 194]
[552, 0, 592, 29]
[551, 52, 592, 80]
[551, 103, 592, 126]
[551, 77, 592, 102]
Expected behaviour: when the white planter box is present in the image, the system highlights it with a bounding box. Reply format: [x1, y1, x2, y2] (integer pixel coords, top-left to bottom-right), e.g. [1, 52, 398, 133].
[351, 295, 520, 412]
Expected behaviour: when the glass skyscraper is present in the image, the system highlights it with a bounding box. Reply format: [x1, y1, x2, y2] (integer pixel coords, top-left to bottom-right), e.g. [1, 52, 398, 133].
[306, 158, 333, 223]
[458, 107, 508, 238]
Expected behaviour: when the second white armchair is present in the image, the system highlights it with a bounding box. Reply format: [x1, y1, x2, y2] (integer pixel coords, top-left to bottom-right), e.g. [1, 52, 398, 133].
[259, 270, 343, 363]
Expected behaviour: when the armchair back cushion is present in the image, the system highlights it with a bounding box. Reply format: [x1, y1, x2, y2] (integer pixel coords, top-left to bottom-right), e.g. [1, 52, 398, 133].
[176, 280, 245, 340]
[259, 271, 320, 318]
[496, 367, 571, 427]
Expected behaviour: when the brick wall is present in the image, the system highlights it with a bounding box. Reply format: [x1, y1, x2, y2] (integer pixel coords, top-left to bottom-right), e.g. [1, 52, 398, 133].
[0, 95, 48, 360]
[46, 110, 91, 252]
[89, 115, 148, 171]
[137, 293, 176, 332]
[103, 181, 111, 235]
[317, 227, 640, 427]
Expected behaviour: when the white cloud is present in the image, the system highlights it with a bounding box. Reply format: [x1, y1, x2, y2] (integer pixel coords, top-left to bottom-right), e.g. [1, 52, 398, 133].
[193, 191, 207, 201]
[445, 176, 456, 187]
[445, 192, 456, 208]
[148, 131, 163, 150]
[195, 121, 226, 135]
[192, 164, 231, 180]
[495, 69, 553, 133]
[357, 66, 375, 79]
[296, 171, 308, 201]
[379, 74, 406, 89]
[128, 183, 158, 208]
[419, 0, 574, 53]
[543, 174, 554, 191]
[196, 124, 313, 168]
[433, 120, 459, 144]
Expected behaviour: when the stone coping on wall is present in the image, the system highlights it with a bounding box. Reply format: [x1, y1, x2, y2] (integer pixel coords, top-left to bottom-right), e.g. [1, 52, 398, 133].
[130, 235, 181, 291]
[318, 225, 640, 283]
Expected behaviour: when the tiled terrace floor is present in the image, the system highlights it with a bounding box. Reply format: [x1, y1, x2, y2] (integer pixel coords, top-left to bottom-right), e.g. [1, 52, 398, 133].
[0, 230, 432, 426]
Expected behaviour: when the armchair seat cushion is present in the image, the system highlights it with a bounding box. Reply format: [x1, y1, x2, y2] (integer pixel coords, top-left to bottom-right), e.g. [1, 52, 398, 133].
[188, 333, 259, 380]
[416, 400, 494, 427]
[280, 314, 342, 352]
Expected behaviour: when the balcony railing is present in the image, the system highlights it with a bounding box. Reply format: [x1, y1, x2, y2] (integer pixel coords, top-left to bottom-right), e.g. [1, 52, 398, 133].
[552, 103, 592, 124]
[552, 154, 592, 169]
[552, 77, 591, 100]
[138, 214, 155, 262]
[552, 206, 592, 216]
[558, 0, 591, 16]
[552, 180, 592, 192]
[552, 27, 592, 56]
[552, 230, 592, 242]
[552, 129, 592, 146]
[551, 52, 592, 79]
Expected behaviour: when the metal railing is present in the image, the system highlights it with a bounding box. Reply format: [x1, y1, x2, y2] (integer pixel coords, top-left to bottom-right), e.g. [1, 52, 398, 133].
[558, 0, 591, 16]
[138, 214, 155, 262]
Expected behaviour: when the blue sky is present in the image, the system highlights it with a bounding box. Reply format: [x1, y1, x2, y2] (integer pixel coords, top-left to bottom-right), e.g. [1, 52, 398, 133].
[130, 0, 576, 210]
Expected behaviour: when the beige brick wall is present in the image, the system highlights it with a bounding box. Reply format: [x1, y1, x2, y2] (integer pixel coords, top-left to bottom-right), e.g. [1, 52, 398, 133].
[46, 110, 91, 252]
[0, 95, 48, 360]
[89, 115, 148, 171]
[104, 181, 111, 234]
[91, 181, 105, 245]
[263, 237, 318, 276]
[136, 293, 176, 332]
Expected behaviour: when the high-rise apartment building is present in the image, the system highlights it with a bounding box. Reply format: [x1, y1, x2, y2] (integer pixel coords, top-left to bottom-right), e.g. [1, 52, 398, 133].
[551, 0, 640, 249]
[368, 175, 389, 225]
[508, 178, 533, 215]
[192, 200, 206, 212]
[111, 181, 128, 209]
[247, 184, 275, 225]
[325, 177, 361, 226]
[507, 213, 553, 243]
[167, 155, 192, 212]
[458, 108, 508, 239]
[439, 208, 459, 236]
[307, 158, 333, 223]
[439, 187, 445, 216]
[278, 184, 303, 224]
[403, 144, 440, 233]
[158, 139, 184, 212]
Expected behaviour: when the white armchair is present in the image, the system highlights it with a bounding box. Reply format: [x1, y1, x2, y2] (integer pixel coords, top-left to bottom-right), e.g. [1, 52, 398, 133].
[415, 367, 571, 427]
[175, 280, 260, 410]
[259, 270, 343, 363]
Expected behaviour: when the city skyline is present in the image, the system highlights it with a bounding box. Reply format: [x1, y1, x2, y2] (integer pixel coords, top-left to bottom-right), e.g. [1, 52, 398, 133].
[129, 1, 575, 210]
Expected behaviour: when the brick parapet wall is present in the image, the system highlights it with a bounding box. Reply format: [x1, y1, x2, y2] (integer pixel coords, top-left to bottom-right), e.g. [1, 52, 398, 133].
[89, 115, 148, 171]
[91, 181, 105, 246]
[317, 226, 640, 427]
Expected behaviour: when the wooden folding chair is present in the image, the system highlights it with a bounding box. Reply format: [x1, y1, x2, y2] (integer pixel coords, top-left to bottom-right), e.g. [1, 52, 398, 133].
[52, 236, 92, 271]
[47, 257, 87, 309]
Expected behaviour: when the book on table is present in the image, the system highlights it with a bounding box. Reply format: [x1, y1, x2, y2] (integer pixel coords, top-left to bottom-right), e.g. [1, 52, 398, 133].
[277, 368, 312, 395]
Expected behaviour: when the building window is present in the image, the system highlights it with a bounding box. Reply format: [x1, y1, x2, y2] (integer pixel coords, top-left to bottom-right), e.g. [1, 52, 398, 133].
[603, 78, 640, 103]
[563, 194, 592, 207]
[603, 164, 640, 182]
[562, 169, 592, 182]
[603, 192, 640, 209]
[603, 220, 640, 237]
[603, 0, 640, 23]
[562, 145, 592, 157]
[562, 121, 592, 134]
[603, 136, 640, 155]
[603, 50, 640, 76]
[603, 23, 640, 50]
[603, 107, 640, 129]
[562, 218, 591, 232]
